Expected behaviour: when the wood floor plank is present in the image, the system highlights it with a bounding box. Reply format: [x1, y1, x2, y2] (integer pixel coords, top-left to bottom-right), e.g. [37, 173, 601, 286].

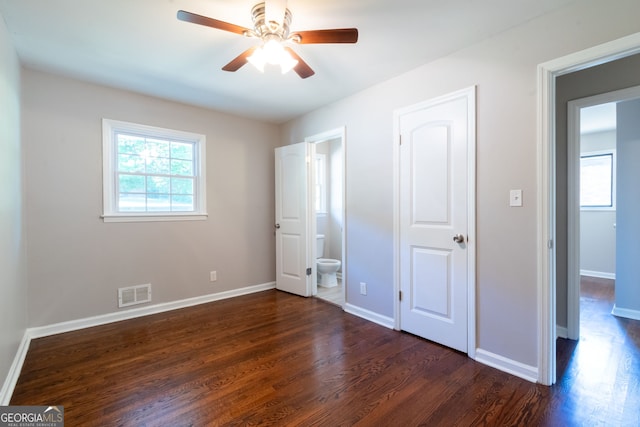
[10, 281, 640, 426]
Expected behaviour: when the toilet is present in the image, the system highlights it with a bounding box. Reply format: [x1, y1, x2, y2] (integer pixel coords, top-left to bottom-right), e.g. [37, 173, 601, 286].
[316, 234, 341, 287]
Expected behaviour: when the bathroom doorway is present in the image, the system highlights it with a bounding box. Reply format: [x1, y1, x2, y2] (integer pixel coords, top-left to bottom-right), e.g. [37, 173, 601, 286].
[306, 128, 346, 307]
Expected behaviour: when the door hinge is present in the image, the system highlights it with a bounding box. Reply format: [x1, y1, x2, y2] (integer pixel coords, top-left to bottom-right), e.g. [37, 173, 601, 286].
[548, 239, 553, 249]
[399, 134, 402, 145]
[306, 267, 312, 276]
[399, 290, 403, 301]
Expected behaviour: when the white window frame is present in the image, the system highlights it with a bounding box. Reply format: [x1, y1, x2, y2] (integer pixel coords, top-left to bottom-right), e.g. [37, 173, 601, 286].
[315, 153, 327, 214]
[580, 149, 616, 211]
[102, 119, 207, 222]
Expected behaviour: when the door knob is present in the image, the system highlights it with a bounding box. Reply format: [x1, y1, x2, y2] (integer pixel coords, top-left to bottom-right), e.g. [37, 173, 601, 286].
[275, 224, 281, 229]
[453, 234, 465, 243]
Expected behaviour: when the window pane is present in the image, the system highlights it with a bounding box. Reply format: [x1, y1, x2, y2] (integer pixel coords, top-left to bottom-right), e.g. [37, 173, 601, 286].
[118, 134, 145, 154]
[118, 153, 145, 173]
[147, 194, 170, 211]
[315, 154, 327, 212]
[580, 154, 613, 207]
[171, 159, 194, 176]
[171, 177, 193, 195]
[118, 193, 146, 212]
[315, 184, 321, 211]
[145, 139, 170, 158]
[146, 157, 170, 174]
[119, 174, 145, 193]
[171, 142, 194, 160]
[171, 195, 194, 211]
[103, 119, 206, 219]
[147, 176, 170, 194]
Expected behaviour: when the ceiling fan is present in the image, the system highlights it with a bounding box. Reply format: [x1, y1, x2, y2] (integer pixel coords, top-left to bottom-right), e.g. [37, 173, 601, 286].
[177, 1, 358, 79]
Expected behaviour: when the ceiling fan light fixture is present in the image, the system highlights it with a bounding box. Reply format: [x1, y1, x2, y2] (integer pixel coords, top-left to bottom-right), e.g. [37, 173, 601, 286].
[279, 53, 298, 74]
[177, 2, 357, 79]
[248, 39, 298, 74]
[247, 47, 266, 72]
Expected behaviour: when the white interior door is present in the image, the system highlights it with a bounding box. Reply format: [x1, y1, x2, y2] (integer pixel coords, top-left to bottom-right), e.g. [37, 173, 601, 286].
[398, 88, 475, 353]
[275, 142, 312, 296]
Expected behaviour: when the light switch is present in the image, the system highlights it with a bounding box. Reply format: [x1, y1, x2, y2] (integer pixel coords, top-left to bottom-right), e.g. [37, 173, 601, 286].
[510, 189, 523, 207]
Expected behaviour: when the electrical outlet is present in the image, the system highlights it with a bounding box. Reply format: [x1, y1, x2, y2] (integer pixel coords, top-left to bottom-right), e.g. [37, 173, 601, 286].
[360, 282, 367, 295]
[210, 271, 217, 282]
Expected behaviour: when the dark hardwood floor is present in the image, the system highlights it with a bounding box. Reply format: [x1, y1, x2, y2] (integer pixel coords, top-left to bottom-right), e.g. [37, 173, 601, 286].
[11, 280, 640, 426]
[554, 276, 640, 427]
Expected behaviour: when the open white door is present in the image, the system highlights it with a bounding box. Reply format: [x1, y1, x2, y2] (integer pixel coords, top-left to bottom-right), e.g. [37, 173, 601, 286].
[397, 88, 475, 353]
[275, 142, 313, 296]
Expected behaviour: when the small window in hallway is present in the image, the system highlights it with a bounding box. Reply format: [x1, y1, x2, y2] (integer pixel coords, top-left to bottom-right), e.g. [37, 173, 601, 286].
[580, 150, 615, 210]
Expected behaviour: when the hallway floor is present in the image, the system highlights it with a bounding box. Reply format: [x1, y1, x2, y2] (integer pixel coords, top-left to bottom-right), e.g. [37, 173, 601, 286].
[555, 276, 640, 426]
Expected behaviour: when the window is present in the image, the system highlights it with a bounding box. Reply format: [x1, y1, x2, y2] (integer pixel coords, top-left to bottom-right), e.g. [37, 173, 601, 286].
[102, 119, 207, 222]
[580, 150, 615, 210]
[315, 154, 327, 213]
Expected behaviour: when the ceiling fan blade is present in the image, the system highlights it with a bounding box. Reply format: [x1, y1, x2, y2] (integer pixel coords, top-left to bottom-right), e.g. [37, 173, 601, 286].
[284, 47, 315, 79]
[292, 28, 358, 44]
[222, 47, 258, 72]
[177, 10, 250, 36]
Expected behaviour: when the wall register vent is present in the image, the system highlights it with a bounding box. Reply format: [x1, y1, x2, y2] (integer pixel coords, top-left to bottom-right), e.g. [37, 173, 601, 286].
[118, 284, 152, 308]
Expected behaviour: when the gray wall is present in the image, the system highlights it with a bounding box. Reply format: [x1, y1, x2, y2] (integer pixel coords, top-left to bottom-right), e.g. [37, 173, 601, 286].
[556, 54, 640, 329]
[615, 99, 640, 314]
[283, 0, 640, 368]
[23, 69, 280, 327]
[0, 18, 27, 396]
[580, 130, 616, 276]
[580, 211, 616, 275]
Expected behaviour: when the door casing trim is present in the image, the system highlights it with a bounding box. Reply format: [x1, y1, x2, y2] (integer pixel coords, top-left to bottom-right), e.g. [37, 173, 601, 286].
[305, 127, 347, 306]
[566, 86, 640, 341]
[537, 31, 640, 386]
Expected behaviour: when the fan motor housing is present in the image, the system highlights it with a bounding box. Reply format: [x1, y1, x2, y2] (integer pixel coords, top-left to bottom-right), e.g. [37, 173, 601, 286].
[251, 2, 292, 40]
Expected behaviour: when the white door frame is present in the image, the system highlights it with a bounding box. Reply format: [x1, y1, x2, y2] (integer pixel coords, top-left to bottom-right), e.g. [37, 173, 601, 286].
[537, 32, 640, 386]
[305, 127, 347, 305]
[392, 87, 476, 358]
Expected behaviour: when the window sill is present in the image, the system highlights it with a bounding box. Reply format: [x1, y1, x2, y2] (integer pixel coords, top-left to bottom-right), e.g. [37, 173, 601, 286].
[580, 207, 616, 212]
[102, 213, 208, 223]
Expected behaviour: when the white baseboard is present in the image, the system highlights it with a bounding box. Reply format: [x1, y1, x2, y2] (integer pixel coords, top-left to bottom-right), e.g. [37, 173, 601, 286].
[1, 282, 275, 403]
[612, 304, 640, 321]
[556, 326, 568, 339]
[28, 282, 275, 339]
[474, 348, 538, 383]
[0, 333, 31, 405]
[580, 270, 615, 280]
[344, 303, 395, 329]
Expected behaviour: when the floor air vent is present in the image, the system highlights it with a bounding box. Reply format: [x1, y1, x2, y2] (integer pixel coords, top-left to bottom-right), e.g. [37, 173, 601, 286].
[118, 284, 152, 308]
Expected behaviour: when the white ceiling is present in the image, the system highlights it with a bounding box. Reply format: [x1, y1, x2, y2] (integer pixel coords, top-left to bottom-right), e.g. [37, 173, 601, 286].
[0, 0, 576, 123]
[581, 102, 617, 134]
